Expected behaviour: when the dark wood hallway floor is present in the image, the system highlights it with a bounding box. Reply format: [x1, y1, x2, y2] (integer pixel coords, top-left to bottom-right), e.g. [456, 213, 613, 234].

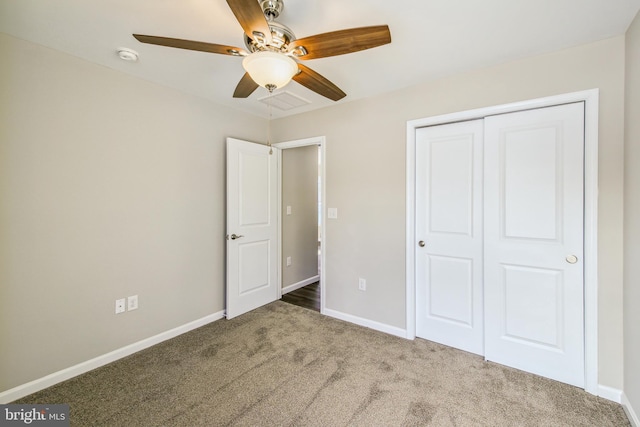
[281, 282, 320, 312]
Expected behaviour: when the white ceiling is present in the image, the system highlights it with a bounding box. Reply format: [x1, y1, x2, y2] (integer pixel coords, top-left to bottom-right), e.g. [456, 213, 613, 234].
[1, 0, 639, 118]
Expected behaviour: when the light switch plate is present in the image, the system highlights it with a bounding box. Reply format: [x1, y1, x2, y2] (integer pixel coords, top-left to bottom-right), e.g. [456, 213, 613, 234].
[328, 208, 338, 219]
[127, 295, 138, 311]
[286, 205, 292, 215]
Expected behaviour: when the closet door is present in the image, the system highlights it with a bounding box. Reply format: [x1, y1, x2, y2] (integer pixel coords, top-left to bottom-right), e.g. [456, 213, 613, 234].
[415, 120, 484, 355]
[483, 103, 585, 387]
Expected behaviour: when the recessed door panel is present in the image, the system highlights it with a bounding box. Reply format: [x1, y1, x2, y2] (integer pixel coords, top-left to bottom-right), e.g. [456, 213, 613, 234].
[239, 240, 271, 295]
[429, 137, 474, 236]
[502, 265, 563, 348]
[240, 152, 271, 227]
[503, 127, 560, 241]
[428, 256, 473, 326]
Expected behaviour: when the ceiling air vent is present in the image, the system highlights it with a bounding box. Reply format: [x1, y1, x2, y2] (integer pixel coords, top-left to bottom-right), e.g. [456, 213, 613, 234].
[259, 91, 311, 111]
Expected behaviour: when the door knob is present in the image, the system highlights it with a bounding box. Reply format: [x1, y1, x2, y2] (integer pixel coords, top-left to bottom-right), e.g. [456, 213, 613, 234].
[228, 234, 244, 240]
[566, 255, 578, 264]
[418, 240, 426, 247]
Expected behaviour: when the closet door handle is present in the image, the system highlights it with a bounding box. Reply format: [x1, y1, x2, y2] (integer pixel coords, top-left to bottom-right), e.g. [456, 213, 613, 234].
[418, 240, 426, 248]
[566, 255, 578, 264]
[227, 234, 244, 240]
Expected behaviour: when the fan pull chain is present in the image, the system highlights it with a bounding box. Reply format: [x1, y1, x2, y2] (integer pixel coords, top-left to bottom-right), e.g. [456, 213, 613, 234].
[267, 90, 273, 155]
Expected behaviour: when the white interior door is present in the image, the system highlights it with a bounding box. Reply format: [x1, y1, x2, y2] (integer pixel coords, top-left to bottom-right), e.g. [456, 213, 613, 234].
[226, 138, 278, 319]
[415, 120, 484, 355]
[483, 103, 585, 387]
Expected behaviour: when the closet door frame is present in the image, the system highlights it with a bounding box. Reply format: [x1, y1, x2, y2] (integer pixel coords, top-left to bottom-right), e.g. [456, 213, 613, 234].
[405, 89, 599, 395]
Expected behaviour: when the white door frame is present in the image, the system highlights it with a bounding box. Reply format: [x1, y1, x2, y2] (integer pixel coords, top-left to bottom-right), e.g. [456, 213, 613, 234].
[273, 136, 326, 313]
[405, 89, 599, 395]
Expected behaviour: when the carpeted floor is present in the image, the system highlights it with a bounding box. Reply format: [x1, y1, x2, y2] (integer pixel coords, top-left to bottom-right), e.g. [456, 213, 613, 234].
[17, 301, 630, 426]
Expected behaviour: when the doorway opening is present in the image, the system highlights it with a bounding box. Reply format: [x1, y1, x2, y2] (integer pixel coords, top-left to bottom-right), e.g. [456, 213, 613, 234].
[274, 137, 326, 313]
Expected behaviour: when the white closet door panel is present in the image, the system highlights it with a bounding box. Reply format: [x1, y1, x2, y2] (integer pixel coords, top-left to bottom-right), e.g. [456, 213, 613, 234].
[503, 131, 558, 240]
[484, 102, 584, 387]
[502, 265, 563, 347]
[428, 139, 474, 235]
[416, 120, 484, 355]
[428, 255, 474, 325]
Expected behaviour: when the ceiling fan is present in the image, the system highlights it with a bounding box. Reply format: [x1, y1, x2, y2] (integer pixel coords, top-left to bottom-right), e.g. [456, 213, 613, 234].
[133, 0, 391, 101]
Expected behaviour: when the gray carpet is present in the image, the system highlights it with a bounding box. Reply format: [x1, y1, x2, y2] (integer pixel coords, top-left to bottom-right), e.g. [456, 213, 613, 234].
[17, 301, 629, 426]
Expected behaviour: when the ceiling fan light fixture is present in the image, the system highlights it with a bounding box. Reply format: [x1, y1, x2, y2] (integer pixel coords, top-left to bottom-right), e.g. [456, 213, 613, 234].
[242, 51, 297, 91]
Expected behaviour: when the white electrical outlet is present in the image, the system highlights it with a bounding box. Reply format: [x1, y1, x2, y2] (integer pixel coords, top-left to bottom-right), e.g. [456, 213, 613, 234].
[115, 298, 126, 314]
[286, 205, 292, 215]
[328, 208, 338, 219]
[127, 295, 138, 311]
[286, 256, 292, 267]
[358, 278, 366, 291]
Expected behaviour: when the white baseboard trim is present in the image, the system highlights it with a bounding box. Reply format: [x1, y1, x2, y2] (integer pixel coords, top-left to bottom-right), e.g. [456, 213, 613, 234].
[323, 308, 408, 339]
[597, 384, 623, 403]
[282, 275, 320, 294]
[0, 311, 225, 404]
[623, 393, 640, 427]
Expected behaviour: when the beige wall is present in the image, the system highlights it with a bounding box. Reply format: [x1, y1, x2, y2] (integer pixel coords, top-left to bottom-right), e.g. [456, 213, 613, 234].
[272, 37, 626, 389]
[281, 145, 319, 287]
[0, 33, 266, 393]
[624, 11, 640, 417]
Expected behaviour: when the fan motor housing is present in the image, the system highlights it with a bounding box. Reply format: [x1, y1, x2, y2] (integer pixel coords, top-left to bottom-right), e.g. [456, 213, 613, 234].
[244, 20, 295, 52]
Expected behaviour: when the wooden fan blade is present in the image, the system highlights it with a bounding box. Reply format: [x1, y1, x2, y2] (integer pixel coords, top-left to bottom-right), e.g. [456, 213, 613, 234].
[233, 73, 259, 98]
[133, 34, 248, 56]
[293, 64, 346, 101]
[226, 0, 272, 45]
[289, 25, 391, 60]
